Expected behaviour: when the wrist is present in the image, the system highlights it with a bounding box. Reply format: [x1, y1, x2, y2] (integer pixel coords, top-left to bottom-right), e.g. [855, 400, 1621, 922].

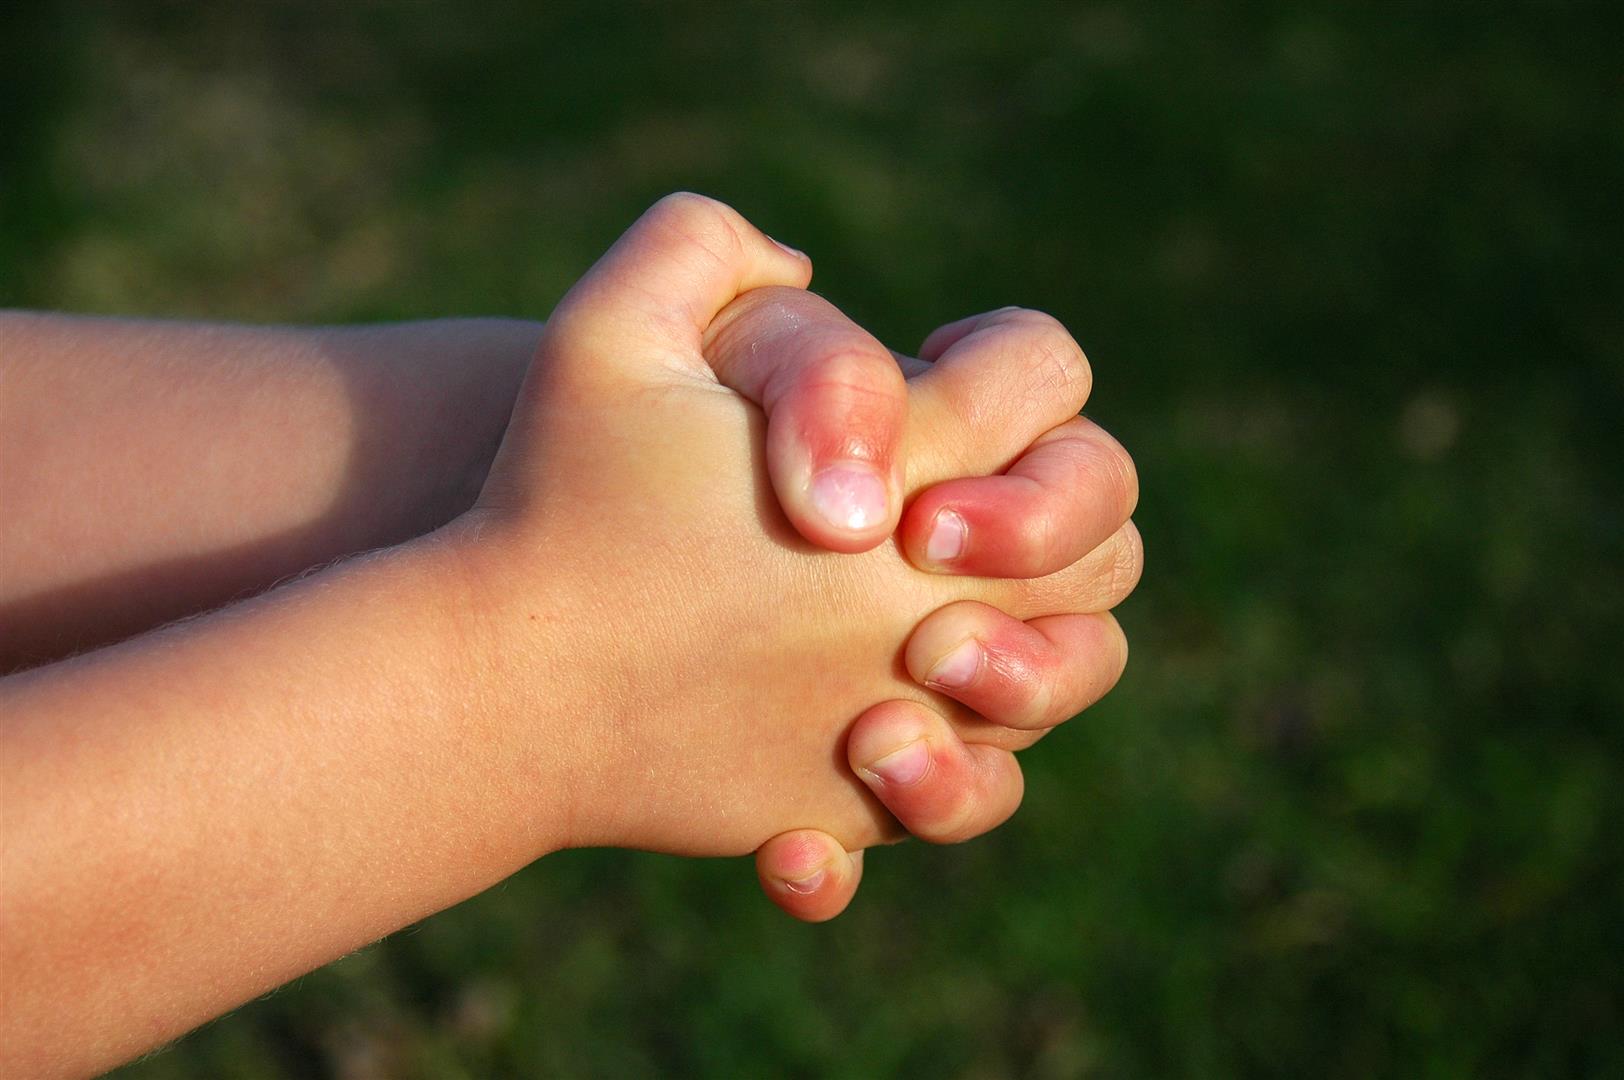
[416, 513, 605, 858]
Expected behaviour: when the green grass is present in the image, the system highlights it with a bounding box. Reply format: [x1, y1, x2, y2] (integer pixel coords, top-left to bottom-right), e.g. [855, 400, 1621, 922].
[6, 3, 1621, 1076]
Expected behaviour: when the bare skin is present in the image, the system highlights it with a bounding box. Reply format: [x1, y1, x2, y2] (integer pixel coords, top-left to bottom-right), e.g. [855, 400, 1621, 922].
[0, 195, 1141, 1074]
[705, 283, 1142, 918]
[1, 204, 1140, 921]
[0, 313, 538, 670]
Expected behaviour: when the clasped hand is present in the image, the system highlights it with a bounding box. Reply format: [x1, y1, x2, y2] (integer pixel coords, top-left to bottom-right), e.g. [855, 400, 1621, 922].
[464, 193, 1142, 920]
[0, 192, 1141, 1078]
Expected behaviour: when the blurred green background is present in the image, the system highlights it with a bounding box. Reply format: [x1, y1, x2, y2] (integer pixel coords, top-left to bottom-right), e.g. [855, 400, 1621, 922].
[6, 2, 1622, 1077]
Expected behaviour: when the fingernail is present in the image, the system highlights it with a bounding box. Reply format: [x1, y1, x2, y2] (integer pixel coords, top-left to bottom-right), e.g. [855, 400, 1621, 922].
[861, 739, 930, 788]
[925, 508, 967, 563]
[768, 235, 807, 260]
[810, 463, 888, 532]
[781, 868, 827, 894]
[926, 639, 982, 690]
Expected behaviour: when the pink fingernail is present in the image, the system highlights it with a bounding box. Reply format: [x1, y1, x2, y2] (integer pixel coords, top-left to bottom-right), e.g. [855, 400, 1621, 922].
[862, 739, 930, 788]
[925, 508, 966, 563]
[926, 639, 982, 690]
[810, 463, 888, 532]
[781, 868, 827, 894]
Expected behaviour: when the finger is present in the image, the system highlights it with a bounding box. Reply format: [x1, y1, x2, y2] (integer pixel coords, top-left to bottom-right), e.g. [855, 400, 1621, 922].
[986, 518, 1145, 621]
[847, 700, 1024, 844]
[906, 307, 1093, 484]
[755, 831, 865, 923]
[703, 287, 907, 552]
[902, 416, 1139, 577]
[917, 306, 1018, 361]
[545, 192, 812, 374]
[906, 602, 1129, 731]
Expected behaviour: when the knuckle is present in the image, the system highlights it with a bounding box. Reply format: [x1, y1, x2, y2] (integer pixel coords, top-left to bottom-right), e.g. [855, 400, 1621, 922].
[1001, 570, 1072, 622]
[1018, 520, 1144, 616]
[1022, 681, 1061, 730]
[1065, 433, 1139, 526]
[1117, 450, 1141, 517]
[802, 346, 906, 402]
[992, 309, 1091, 402]
[1076, 617, 1129, 708]
[1034, 665, 1070, 727]
[1092, 434, 1140, 518]
[645, 191, 744, 262]
[773, 345, 906, 460]
[1109, 619, 1131, 684]
[973, 764, 1025, 838]
[1104, 520, 1145, 606]
[649, 190, 727, 225]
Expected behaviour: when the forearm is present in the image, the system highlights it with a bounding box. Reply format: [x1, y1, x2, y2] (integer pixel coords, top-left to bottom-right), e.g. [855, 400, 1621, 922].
[0, 313, 539, 669]
[0, 528, 569, 1078]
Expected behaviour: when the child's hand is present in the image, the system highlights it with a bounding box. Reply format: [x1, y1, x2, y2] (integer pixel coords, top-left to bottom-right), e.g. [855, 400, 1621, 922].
[460, 194, 1139, 859]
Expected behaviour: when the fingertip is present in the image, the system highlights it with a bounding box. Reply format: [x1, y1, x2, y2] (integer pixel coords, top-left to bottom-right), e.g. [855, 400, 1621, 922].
[847, 700, 1024, 844]
[901, 478, 1011, 574]
[755, 830, 862, 923]
[903, 600, 1004, 699]
[703, 288, 907, 551]
[900, 490, 972, 573]
[902, 416, 1138, 580]
[805, 461, 897, 542]
[906, 602, 1131, 730]
[783, 445, 902, 551]
[767, 403, 905, 553]
[766, 235, 814, 278]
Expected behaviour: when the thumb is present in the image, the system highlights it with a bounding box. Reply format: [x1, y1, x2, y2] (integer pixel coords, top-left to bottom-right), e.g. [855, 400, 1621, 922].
[701, 286, 908, 552]
[543, 192, 811, 377]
